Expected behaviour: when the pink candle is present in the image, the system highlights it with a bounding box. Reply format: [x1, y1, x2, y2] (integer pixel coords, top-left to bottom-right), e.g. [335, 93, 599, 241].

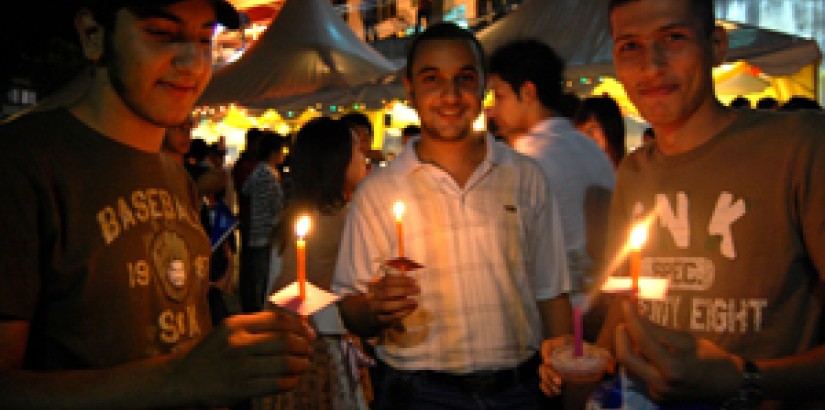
[573, 305, 583, 357]
[393, 201, 405, 258]
[295, 216, 311, 300]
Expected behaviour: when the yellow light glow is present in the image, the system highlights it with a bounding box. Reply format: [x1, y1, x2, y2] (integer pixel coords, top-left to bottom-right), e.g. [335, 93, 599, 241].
[629, 224, 648, 250]
[602, 277, 669, 301]
[296, 215, 311, 238]
[393, 201, 405, 222]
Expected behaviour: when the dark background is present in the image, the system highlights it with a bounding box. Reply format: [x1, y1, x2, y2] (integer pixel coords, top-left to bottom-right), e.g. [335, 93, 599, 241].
[2, 1, 86, 99]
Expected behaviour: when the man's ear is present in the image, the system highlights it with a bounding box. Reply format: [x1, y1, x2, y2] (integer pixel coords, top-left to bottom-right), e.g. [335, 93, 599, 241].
[518, 81, 538, 104]
[403, 76, 414, 98]
[710, 25, 729, 67]
[75, 9, 104, 63]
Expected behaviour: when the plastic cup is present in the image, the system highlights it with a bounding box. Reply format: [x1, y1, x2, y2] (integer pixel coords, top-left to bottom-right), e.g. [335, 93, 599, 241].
[550, 342, 609, 383]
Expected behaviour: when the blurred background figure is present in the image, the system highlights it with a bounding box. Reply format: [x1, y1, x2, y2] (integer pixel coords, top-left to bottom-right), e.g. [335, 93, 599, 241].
[401, 124, 420, 147]
[642, 127, 656, 145]
[573, 96, 627, 169]
[415, 0, 432, 33]
[756, 96, 780, 110]
[267, 117, 371, 410]
[241, 131, 287, 312]
[233, 128, 264, 312]
[341, 112, 383, 172]
[780, 95, 822, 111]
[729, 95, 752, 109]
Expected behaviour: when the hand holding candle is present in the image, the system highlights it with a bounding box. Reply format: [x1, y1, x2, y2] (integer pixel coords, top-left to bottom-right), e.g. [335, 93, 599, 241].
[295, 215, 311, 300]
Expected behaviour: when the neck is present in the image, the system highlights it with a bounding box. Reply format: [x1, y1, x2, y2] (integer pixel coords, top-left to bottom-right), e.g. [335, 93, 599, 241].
[507, 105, 555, 145]
[654, 99, 737, 156]
[68, 73, 165, 153]
[415, 132, 487, 187]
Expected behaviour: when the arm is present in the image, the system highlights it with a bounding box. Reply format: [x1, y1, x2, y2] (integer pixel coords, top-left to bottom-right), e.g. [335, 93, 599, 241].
[616, 300, 825, 403]
[537, 294, 572, 339]
[0, 312, 315, 409]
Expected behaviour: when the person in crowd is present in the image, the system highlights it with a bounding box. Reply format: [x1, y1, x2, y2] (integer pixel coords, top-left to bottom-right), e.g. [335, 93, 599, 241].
[242, 132, 287, 312]
[729, 95, 751, 109]
[556, 91, 583, 119]
[574, 95, 627, 168]
[540, 1, 825, 408]
[416, 0, 432, 33]
[341, 112, 381, 172]
[487, 39, 616, 294]
[266, 117, 371, 410]
[233, 127, 264, 312]
[333, 23, 573, 410]
[780, 95, 822, 111]
[0, 1, 314, 409]
[400, 123, 420, 146]
[641, 126, 656, 144]
[755, 96, 779, 110]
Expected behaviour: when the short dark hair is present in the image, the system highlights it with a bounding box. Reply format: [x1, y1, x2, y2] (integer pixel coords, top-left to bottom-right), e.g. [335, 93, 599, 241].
[256, 131, 286, 161]
[405, 22, 486, 80]
[489, 39, 565, 111]
[340, 112, 373, 134]
[755, 97, 779, 110]
[608, 0, 716, 36]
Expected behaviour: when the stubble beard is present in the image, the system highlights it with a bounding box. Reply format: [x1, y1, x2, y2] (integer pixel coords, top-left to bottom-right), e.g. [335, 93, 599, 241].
[106, 46, 184, 129]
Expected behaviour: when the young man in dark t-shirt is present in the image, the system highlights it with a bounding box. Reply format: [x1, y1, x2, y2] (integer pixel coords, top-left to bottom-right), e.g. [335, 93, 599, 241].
[0, 1, 314, 408]
[538, 1, 825, 408]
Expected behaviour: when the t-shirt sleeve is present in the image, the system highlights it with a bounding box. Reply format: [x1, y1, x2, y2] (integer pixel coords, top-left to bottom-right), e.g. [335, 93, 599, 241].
[0, 142, 45, 320]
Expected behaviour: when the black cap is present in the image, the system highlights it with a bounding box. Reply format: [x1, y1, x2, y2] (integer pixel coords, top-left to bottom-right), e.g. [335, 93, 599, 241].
[85, 0, 241, 30]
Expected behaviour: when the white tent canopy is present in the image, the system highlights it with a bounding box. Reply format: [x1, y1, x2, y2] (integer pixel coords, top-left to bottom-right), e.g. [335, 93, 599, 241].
[478, 0, 821, 80]
[198, 0, 400, 107]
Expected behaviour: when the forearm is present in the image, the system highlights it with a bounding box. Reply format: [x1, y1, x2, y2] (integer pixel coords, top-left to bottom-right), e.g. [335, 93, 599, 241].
[0, 355, 197, 409]
[754, 346, 825, 401]
[537, 294, 573, 338]
[338, 294, 383, 338]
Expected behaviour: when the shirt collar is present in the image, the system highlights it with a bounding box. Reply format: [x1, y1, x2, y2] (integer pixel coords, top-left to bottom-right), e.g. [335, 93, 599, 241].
[393, 132, 503, 176]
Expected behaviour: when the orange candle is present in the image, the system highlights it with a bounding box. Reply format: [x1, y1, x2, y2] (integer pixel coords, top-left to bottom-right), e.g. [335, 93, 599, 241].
[296, 215, 311, 300]
[628, 224, 648, 297]
[393, 201, 405, 258]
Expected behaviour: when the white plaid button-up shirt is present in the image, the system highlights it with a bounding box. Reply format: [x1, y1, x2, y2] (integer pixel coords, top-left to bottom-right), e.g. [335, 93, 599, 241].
[333, 134, 570, 373]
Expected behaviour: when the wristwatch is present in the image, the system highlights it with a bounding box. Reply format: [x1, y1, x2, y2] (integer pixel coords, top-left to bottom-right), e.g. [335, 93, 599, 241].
[721, 357, 763, 410]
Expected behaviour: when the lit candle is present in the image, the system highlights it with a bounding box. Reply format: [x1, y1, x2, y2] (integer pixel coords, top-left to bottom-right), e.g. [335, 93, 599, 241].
[573, 305, 584, 357]
[628, 224, 648, 298]
[296, 215, 311, 300]
[394, 201, 405, 258]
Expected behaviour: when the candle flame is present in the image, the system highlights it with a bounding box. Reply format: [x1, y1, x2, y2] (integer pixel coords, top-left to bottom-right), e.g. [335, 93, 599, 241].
[296, 215, 311, 238]
[393, 201, 405, 222]
[629, 224, 648, 250]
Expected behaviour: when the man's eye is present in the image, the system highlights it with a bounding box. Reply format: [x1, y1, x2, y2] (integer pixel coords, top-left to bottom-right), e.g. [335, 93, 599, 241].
[421, 75, 437, 83]
[146, 28, 176, 40]
[666, 32, 688, 42]
[617, 41, 641, 53]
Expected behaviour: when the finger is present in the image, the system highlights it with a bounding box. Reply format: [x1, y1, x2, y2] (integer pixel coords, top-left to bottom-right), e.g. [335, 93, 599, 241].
[225, 311, 311, 337]
[615, 323, 666, 393]
[242, 331, 315, 357]
[540, 336, 570, 362]
[371, 298, 418, 317]
[622, 301, 695, 353]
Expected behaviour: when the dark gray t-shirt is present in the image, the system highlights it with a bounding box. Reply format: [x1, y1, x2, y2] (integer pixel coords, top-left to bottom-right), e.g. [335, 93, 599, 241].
[0, 108, 212, 370]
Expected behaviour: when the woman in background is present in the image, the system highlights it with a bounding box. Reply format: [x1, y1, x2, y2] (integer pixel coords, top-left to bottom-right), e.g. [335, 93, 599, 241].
[573, 96, 626, 168]
[266, 116, 370, 410]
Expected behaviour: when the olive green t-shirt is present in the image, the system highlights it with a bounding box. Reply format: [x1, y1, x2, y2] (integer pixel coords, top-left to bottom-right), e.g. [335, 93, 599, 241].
[606, 109, 825, 361]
